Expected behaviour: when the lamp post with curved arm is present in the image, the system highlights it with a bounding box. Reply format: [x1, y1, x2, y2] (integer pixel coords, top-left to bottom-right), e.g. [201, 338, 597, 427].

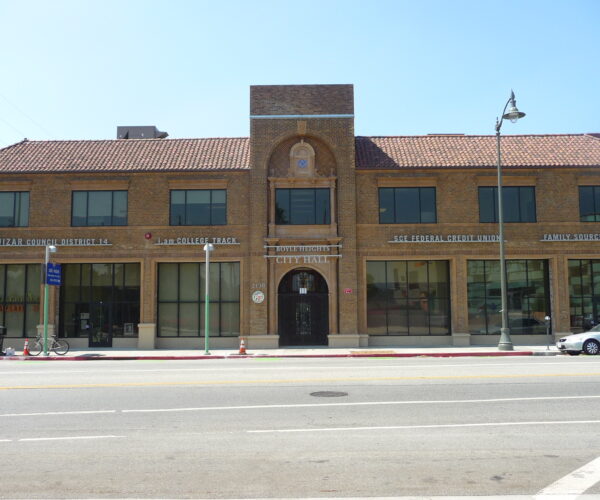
[495, 91, 526, 351]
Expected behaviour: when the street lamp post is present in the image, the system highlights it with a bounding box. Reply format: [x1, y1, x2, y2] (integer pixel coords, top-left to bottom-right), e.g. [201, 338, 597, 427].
[545, 315, 552, 351]
[203, 243, 215, 355]
[495, 90, 526, 351]
[43, 244, 57, 356]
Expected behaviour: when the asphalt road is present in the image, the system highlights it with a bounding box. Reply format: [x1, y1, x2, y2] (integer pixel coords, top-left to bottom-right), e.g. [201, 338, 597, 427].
[1, 356, 600, 499]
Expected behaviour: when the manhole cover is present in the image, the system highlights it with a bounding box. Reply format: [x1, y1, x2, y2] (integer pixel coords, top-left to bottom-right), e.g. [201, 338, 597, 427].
[310, 391, 348, 398]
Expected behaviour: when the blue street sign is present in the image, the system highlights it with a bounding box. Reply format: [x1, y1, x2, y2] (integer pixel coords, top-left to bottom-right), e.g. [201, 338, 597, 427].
[46, 262, 62, 286]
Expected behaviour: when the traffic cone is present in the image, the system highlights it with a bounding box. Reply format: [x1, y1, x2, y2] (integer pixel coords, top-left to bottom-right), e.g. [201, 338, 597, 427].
[238, 337, 247, 355]
[23, 338, 30, 356]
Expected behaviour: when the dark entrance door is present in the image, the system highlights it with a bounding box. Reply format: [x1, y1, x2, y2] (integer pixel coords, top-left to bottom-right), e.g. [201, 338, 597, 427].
[278, 270, 329, 346]
[77, 302, 112, 348]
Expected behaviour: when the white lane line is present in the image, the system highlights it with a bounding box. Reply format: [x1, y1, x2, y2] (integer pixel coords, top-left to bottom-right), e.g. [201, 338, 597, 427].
[536, 456, 600, 498]
[122, 394, 600, 413]
[247, 419, 600, 433]
[1, 410, 116, 417]
[19, 435, 125, 442]
[1, 359, 596, 376]
[4, 394, 600, 418]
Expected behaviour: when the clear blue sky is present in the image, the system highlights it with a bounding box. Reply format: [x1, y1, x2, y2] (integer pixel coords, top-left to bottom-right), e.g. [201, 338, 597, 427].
[0, 0, 598, 148]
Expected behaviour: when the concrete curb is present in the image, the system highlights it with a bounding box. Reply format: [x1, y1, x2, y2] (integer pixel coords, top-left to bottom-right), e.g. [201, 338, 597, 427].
[0, 350, 563, 361]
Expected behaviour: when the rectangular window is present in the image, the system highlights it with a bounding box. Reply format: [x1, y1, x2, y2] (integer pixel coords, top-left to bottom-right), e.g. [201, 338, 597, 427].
[378, 187, 436, 223]
[467, 259, 549, 334]
[0, 192, 29, 227]
[579, 186, 600, 222]
[366, 260, 450, 336]
[0, 264, 40, 337]
[72, 191, 128, 226]
[567, 259, 600, 331]
[275, 188, 330, 225]
[170, 189, 226, 226]
[157, 262, 240, 337]
[59, 263, 140, 338]
[478, 186, 536, 223]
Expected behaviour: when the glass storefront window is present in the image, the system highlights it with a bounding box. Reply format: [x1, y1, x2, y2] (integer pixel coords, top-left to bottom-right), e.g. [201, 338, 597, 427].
[468, 259, 549, 334]
[0, 264, 40, 337]
[157, 262, 240, 337]
[60, 263, 140, 338]
[568, 259, 600, 331]
[366, 260, 450, 335]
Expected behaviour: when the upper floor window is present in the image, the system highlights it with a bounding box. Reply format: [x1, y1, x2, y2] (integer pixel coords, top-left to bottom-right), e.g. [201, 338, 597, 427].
[72, 191, 127, 226]
[275, 188, 330, 225]
[579, 186, 600, 222]
[170, 189, 226, 226]
[479, 186, 536, 223]
[0, 191, 29, 227]
[379, 187, 436, 224]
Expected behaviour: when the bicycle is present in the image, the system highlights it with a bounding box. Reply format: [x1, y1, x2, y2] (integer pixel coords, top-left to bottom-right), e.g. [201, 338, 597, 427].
[28, 335, 69, 356]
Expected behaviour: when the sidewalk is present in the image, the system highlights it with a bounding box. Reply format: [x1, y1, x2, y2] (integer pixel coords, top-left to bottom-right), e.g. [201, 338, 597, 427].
[0, 344, 563, 361]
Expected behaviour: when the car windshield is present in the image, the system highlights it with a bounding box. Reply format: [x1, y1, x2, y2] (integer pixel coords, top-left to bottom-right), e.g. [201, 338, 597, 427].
[588, 324, 600, 332]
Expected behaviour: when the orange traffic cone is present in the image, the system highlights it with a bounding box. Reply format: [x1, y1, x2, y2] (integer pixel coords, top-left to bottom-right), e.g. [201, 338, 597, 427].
[238, 337, 247, 355]
[23, 338, 30, 356]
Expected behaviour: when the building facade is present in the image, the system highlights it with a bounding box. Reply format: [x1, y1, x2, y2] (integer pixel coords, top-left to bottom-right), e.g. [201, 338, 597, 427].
[1, 84, 600, 349]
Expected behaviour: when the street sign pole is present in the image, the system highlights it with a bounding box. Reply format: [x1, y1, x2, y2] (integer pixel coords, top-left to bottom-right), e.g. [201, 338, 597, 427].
[42, 245, 57, 356]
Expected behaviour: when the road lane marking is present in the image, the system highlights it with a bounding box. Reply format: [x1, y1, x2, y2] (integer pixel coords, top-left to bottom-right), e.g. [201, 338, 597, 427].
[122, 395, 600, 414]
[536, 456, 600, 498]
[2, 371, 600, 390]
[18, 435, 126, 442]
[0, 410, 116, 417]
[248, 419, 600, 433]
[2, 359, 599, 376]
[5, 394, 599, 418]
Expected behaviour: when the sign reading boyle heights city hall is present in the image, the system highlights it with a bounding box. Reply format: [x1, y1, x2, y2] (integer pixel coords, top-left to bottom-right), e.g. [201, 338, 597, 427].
[264, 244, 342, 264]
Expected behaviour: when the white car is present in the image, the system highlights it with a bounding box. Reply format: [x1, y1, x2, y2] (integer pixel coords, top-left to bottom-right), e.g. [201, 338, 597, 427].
[557, 325, 600, 355]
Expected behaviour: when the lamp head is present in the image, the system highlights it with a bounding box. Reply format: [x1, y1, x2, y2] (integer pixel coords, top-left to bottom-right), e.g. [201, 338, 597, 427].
[203, 243, 215, 252]
[502, 90, 526, 123]
[48, 245, 57, 253]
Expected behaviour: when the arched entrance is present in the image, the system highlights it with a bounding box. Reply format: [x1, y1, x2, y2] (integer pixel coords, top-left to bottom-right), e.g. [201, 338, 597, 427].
[278, 269, 329, 346]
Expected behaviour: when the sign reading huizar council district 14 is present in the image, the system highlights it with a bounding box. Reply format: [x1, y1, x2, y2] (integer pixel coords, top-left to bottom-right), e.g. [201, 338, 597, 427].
[0, 238, 111, 247]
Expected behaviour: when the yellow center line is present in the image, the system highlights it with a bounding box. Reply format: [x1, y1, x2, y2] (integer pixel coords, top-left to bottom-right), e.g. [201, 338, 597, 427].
[2, 371, 600, 390]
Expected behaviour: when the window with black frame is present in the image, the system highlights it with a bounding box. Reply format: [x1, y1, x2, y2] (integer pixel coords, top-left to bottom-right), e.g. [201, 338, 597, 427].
[579, 186, 600, 222]
[467, 259, 549, 335]
[0, 191, 29, 227]
[0, 264, 40, 337]
[275, 188, 330, 225]
[378, 187, 436, 224]
[366, 260, 450, 335]
[478, 186, 536, 223]
[157, 262, 240, 337]
[72, 191, 128, 226]
[170, 189, 226, 226]
[60, 263, 140, 338]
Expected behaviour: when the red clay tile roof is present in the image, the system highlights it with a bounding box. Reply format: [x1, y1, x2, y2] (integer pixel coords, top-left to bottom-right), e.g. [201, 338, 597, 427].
[1, 134, 599, 173]
[0, 137, 250, 173]
[355, 134, 600, 169]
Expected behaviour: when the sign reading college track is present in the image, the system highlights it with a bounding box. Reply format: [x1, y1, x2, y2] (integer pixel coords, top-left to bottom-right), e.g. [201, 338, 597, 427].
[154, 236, 240, 246]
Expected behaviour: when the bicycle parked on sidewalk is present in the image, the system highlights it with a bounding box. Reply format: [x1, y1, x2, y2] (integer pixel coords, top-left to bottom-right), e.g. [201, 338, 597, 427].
[28, 334, 69, 356]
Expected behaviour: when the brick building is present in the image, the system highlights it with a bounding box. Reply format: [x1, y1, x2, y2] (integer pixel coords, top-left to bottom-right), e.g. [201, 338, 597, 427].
[1, 84, 600, 349]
